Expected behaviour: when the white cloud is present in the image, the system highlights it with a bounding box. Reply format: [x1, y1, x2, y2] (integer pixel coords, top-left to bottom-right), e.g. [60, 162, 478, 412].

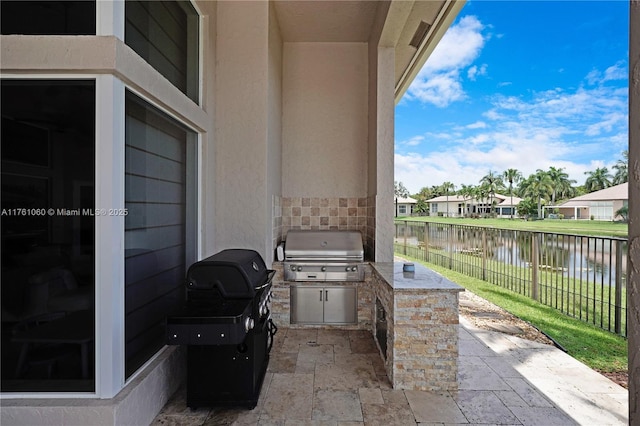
[586, 61, 627, 85]
[427, 131, 458, 140]
[395, 64, 628, 194]
[467, 64, 487, 81]
[406, 71, 465, 107]
[585, 112, 627, 136]
[406, 15, 487, 107]
[400, 135, 425, 147]
[603, 62, 627, 82]
[466, 121, 487, 129]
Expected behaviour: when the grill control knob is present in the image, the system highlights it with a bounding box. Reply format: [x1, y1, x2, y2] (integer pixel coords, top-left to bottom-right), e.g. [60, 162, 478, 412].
[345, 267, 350, 272]
[351, 266, 357, 272]
[244, 317, 255, 332]
[321, 266, 326, 272]
[297, 266, 303, 271]
[290, 265, 296, 271]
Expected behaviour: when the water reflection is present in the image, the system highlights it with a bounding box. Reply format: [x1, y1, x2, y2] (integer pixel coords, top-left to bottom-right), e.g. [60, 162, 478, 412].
[395, 223, 627, 286]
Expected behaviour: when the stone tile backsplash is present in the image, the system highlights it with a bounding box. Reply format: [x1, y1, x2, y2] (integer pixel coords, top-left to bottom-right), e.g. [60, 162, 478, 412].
[273, 196, 376, 260]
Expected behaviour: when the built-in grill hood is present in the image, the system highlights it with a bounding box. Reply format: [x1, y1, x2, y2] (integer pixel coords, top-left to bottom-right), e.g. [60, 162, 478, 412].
[285, 230, 363, 261]
[284, 230, 364, 281]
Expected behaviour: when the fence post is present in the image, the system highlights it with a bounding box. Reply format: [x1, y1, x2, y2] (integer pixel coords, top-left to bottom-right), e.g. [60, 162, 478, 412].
[482, 228, 487, 281]
[615, 240, 623, 335]
[449, 224, 453, 269]
[403, 221, 408, 256]
[531, 233, 539, 301]
[424, 222, 429, 262]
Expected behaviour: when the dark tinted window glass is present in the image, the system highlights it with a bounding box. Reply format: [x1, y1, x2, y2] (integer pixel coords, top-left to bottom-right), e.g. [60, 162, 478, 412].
[125, 1, 199, 102]
[1, 1, 96, 35]
[124, 92, 196, 378]
[1, 80, 95, 393]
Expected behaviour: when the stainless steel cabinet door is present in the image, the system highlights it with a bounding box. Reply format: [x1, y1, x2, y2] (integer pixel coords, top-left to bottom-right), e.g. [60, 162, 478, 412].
[323, 287, 357, 324]
[291, 286, 357, 324]
[291, 286, 324, 324]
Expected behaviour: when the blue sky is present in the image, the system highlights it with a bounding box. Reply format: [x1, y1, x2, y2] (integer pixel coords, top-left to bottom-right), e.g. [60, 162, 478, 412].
[395, 0, 629, 194]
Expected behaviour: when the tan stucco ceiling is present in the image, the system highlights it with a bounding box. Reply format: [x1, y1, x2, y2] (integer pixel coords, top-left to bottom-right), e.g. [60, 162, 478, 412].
[271, 0, 465, 101]
[273, 1, 379, 42]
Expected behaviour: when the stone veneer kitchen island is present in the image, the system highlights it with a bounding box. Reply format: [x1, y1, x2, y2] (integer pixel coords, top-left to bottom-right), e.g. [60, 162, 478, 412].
[270, 261, 463, 391]
[370, 262, 464, 391]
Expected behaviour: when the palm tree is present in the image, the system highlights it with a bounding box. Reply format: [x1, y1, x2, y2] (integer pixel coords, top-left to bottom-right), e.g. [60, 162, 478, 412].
[458, 184, 475, 217]
[475, 184, 489, 216]
[416, 186, 434, 201]
[413, 187, 434, 216]
[503, 168, 522, 219]
[615, 205, 628, 222]
[546, 166, 576, 205]
[612, 150, 628, 185]
[520, 170, 553, 218]
[479, 171, 504, 216]
[441, 181, 455, 217]
[584, 167, 612, 193]
[394, 181, 409, 217]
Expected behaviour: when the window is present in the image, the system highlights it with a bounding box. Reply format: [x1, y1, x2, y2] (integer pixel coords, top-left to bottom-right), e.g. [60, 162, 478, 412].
[1, 1, 96, 35]
[1, 80, 95, 392]
[124, 91, 196, 378]
[398, 205, 407, 214]
[125, 1, 199, 103]
[590, 201, 613, 221]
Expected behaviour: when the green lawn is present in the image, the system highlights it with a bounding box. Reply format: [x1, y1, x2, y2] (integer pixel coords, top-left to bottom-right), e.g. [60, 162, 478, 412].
[401, 254, 628, 375]
[396, 216, 628, 238]
[395, 243, 628, 336]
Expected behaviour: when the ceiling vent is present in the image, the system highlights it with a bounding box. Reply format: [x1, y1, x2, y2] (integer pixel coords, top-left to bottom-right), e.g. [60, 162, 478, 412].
[409, 20, 431, 48]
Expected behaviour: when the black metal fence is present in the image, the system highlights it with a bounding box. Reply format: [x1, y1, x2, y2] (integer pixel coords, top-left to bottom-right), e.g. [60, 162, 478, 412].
[394, 221, 628, 337]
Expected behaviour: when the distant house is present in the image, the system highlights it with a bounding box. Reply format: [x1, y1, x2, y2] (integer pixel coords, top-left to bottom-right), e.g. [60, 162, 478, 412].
[427, 193, 523, 218]
[395, 196, 418, 216]
[550, 183, 628, 221]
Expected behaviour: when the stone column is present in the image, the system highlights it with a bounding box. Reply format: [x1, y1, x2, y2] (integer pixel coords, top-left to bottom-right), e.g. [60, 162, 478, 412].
[628, 1, 639, 423]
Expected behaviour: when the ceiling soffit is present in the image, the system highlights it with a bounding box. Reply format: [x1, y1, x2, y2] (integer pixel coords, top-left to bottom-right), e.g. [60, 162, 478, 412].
[273, 1, 379, 42]
[271, 0, 465, 102]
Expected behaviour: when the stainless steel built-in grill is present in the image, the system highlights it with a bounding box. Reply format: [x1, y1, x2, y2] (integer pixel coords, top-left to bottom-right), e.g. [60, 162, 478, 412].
[284, 230, 364, 282]
[166, 249, 277, 409]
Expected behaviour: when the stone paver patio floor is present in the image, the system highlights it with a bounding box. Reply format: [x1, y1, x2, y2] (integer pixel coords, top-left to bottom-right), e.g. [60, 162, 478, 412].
[152, 318, 628, 425]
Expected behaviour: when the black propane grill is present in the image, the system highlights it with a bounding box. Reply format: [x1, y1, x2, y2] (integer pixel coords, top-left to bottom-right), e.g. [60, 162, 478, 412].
[166, 249, 277, 409]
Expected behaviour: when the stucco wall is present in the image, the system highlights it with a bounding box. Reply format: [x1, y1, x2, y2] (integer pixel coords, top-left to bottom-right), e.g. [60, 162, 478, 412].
[198, 0, 217, 259]
[214, 1, 272, 260]
[267, 2, 283, 262]
[373, 47, 396, 262]
[282, 42, 368, 197]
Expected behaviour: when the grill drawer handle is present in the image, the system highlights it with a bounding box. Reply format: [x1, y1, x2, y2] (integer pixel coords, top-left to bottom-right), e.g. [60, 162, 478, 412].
[319, 290, 323, 301]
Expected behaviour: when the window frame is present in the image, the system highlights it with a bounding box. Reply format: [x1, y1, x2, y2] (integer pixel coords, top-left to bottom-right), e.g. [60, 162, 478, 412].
[123, 88, 198, 379]
[124, 0, 201, 104]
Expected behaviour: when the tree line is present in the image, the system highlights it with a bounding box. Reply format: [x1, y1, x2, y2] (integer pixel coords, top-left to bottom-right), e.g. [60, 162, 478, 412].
[395, 150, 628, 219]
